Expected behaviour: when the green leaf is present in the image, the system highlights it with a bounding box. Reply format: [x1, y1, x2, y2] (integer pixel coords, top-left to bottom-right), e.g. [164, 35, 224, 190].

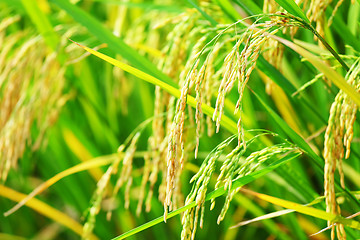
[251, 89, 360, 208]
[91, 0, 185, 13]
[21, 0, 59, 50]
[330, 6, 360, 52]
[241, 188, 360, 230]
[257, 56, 297, 94]
[212, 0, 241, 21]
[251, 89, 322, 165]
[232, 0, 263, 15]
[274, 0, 310, 23]
[50, 0, 175, 87]
[187, 0, 217, 26]
[273, 35, 360, 106]
[72, 41, 239, 135]
[0, 0, 25, 13]
[111, 152, 302, 240]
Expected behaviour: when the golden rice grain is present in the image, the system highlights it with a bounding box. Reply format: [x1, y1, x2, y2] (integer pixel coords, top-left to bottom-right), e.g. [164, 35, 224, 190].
[0, 16, 67, 182]
[323, 58, 360, 240]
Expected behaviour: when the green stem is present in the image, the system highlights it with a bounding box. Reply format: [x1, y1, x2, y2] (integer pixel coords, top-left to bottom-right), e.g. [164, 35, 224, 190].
[311, 28, 350, 72]
[290, 15, 350, 72]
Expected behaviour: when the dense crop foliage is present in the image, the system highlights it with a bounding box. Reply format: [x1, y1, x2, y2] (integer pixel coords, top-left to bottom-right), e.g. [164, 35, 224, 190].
[1, 0, 360, 239]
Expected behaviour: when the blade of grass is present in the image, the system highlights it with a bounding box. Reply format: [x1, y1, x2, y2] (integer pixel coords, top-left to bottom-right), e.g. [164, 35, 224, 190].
[240, 188, 360, 230]
[92, 0, 185, 13]
[251, 89, 360, 209]
[274, 0, 309, 23]
[73, 59, 104, 114]
[293, 39, 329, 55]
[257, 56, 297, 94]
[72, 40, 239, 135]
[257, 56, 326, 124]
[250, 89, 322, 164]
[348, 2, 360, 36]
[21, 0, 59, 50]
[272, 35, 360, 105]
[79, 97, 119, 148]
[329, 6, 360, 52]
[4, 154, 117, 216]
[50, 0, 175, 87]
[231, 192, 330, 228]
[231, 208, 295, 228]
[0, 0, 25, 13]
[232, 0, 262, 15]
[0, 233, 27, 240]
[0, 185, 99, 240]
[112, 152, 302, 240]
[231, 193, 293, 240]
[186, 0, 217, 26]
[212, 0, 241, 21]
[257, 71, 302, 134]
[62, 128, 104, 180]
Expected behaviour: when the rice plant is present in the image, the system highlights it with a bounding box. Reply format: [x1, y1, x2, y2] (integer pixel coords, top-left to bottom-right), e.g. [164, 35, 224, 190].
[1, 0, 360, 240]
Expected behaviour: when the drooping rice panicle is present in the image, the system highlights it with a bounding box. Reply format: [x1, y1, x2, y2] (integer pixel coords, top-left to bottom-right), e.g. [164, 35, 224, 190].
[182, 131, 296, 239]
[163, 11, 311, 219]
[323, 58, 360, 240]
[307, 0, 351, 40]
[0, 16, 68, 182]
[216, 144, 294, 224]
[112, 132, 141, 209]
[262, 0, 285, 94]
[84, 114, 164, 237]
[136, 151, 151, 216]
[181, 135, 236, 240]
[82, 164, 114, 240]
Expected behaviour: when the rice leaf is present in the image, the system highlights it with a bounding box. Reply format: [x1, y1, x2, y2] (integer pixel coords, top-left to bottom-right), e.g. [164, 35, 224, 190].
[62, 128, 104, 180]
[4, 154, 116, 217]
[251, 89, 322, 165]
[186, 0, 217, 26]
[212, 0, 241, 21]
[92, 0, 184, 13]
[72, 40, 239, 135]
[232, 0, 263, 15]
[329, 7, 360, 52]
[50, 0, 175, 87]
[231, 209, 295, 228]
[273, 35, 360, 106]
[241, 188, 360, 230]
[252, 89, 360, 210]
[274, 0, 309, 23]
[0, 185, 99, 240]
[112, 152, 301, 240]
[21, 0, 59, 50]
